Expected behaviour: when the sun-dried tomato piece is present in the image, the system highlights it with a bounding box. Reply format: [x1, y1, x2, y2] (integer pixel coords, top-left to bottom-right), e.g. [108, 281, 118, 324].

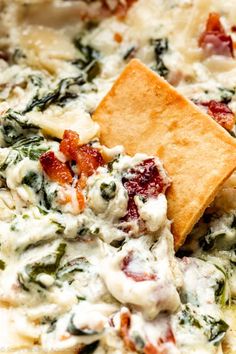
[120, 311, 136, 352]
[199, 12, 234, 57]
[199, 100, 235, 130]
[60, 130, 80, 161]
[121, 251, 156, 282]
[122, 158, 169, 220]
[77, 145, 104, 177]
[40, 151, 73, 185]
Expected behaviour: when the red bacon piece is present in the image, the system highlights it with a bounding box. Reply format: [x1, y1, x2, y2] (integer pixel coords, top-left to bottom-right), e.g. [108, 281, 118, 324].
[76, 185, 85, 211]
[144, 328, 175, 354]
[60, 129, 80, 161]
[40, 151, 73, 185]
[121, 251, 157, 282]
[119, 311, 136, 352]
[144, 343, 161, 354]
[76, 145, 104, 177]
[60, 130, 104, 177]
[122, 158, 169, 221]
[199, 12, 234, 57]
[200, 100, 235, 130]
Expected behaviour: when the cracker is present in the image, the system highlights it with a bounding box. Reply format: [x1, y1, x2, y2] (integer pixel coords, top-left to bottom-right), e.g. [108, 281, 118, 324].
[93, 59, 236, 249]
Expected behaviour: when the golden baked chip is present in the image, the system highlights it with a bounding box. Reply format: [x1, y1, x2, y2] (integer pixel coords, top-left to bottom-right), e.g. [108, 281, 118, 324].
[93, 59, 236, 249]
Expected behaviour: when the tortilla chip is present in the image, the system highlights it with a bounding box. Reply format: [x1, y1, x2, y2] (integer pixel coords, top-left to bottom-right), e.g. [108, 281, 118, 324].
[93, 59, 236, 249]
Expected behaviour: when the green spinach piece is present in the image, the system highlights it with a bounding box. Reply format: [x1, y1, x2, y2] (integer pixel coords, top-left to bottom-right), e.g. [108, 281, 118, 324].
[23, 76, 85, 113]
[72, 37, 101, 81]
[123, 46, 136, 60]
[151, 38, 169, 78]
[18, 243, 66, 290]
[57, 257, 89, 280]
[178, 305, 202, 329]
[79, 341, 99, 354]
[178, 305, 229, 346]
[100, 181, 117, 201]
[67, 314, 99, 336]
[199, 230, 226, 251]
[218, 87, 236, 104]
[0, 260, 5, 270]
[0, 136, 47, 172]
[203, 316, 229, 346]
[22, 171, 43, 193]
[1, 110, 39, 145]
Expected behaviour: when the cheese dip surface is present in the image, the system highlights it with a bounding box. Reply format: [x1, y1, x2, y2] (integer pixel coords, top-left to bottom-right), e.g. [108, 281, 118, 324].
[0, 1, 235, 353]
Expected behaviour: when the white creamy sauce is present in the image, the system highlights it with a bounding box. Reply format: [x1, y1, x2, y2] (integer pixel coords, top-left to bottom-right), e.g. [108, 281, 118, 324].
[0, 1, 234, 353]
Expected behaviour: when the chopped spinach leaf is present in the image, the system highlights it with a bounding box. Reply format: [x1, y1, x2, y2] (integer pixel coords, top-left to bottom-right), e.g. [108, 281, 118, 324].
[23, 76, 85, 113]
[218, 87, 236, 104]
[79, 341, 99, 354]
[73, 37, 99, 64]
[123, 46, 136, 60]
[231, 215, 236, 228]
[214, 277, 229, 305]
[57, 257, 89, 280]
[52, 221, 66, 235]
[18, 243, 66, 290]
[72, 37, 101, 81]
[151, 38, 169, 78]
[0, 136, 47, 172]
[203, 316, 229, 345]
[40, 181, 58, 210]
[178, 305, 229, 346]
[67, 314, 99, 336]
[1, 110, 39, 145]
[178, 305, 201, 329]
[77, 296, 86, 301]
[100, 181, 117, 201]
[0, 260, 5, 270]
[22, 171, 43, 193]
[11, 48, 26, 63]
[46, 319, 57, 333]
[199, 231, 227, 251]
[152, 38, 168, 56]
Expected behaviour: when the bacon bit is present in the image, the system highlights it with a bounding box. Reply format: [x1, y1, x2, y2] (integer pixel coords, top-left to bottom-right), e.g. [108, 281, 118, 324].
[76, 145, 104, 177]
[199, 12, 234, 57]
[77, 173, 87, 190]
[60, 130, 104, 177]
[144, 343, 161, 354]
[76, 185, 85, 211]
[60, 129, 80, 161]
[200, 100, 235, 130]
[121, 251, 156, 282]
[158, 328, 176, 345]
[114, 32, 123, 43]
[122, 158, 169, 221]
[40, 151, 73, 185]
[41, 130, 104, 212]
[120, 311, 136, 352]
[144, 329, 175, 354]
